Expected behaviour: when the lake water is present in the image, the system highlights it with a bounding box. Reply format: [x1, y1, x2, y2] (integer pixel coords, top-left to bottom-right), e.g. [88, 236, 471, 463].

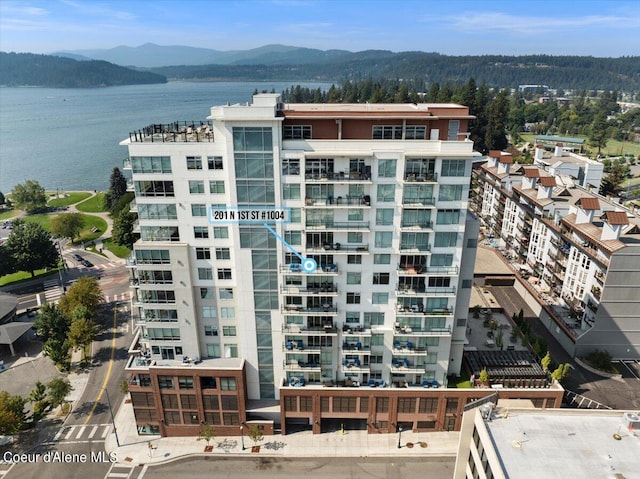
[0, 81, 329, 192]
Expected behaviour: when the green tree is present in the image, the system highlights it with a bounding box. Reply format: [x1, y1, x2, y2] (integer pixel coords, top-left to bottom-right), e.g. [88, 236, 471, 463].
[551, 363, 571, 383]
[588, 113, 608, 157]
[199, 422, 215, 445]
[247, 424, 263, 446]
[68, 314, 98, 361]
[0, 243, 16, 276]
[0, 191, 5, 205]
[10, 179, 47, 214]
[112, 210, 137, 246]
[478, 368, 490, 385]
[541, 351, 552, 371]
[108, 167, 128, 210]
[0, 391, 27, 434]
[485, 89, 510, 151]
[42, 337, 71, 369]
[50, 212, 84, 241]
[4, 220, 59, 277]
[47, 378, 72, 409]
[29, 381, 50, 419]
[58, 276, 104, 321]
[34, 303, 70, 342]
[599, 161, 629, 196]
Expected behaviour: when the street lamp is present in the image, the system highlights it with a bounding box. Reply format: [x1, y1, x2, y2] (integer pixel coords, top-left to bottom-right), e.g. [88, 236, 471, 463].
[102, 387, 120, 447]
[240, 425, 245, 450]
[397, 426, 403, 449]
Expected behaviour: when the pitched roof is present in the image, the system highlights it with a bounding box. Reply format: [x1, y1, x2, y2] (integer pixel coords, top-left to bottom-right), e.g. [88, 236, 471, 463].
[577, 197, 600, 210]
[523, 168, 541, 178]
[539, 176, 557, 187]
[488, 150, 502, 159]
[603, 211, 629, 225]
[499, 155, 514, 164]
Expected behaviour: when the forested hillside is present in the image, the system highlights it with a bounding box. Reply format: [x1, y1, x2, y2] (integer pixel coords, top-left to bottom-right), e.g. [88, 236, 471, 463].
[149, 53, 640, 92]
[0, 52, 167, 87]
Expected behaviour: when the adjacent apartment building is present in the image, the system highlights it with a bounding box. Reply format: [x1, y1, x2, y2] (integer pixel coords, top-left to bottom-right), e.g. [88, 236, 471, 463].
[471, 146, 640, 360]
[122, 94, 563, 437]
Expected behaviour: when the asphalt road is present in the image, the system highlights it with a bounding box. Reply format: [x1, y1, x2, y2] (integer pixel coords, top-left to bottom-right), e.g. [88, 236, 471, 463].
[138, 456, 456, 479]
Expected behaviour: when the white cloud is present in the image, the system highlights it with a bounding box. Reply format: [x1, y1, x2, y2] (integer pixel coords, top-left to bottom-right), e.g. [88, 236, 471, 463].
[59, 0, 136, 21]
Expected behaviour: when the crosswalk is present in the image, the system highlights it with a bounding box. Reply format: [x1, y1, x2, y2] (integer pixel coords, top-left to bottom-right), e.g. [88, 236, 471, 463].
[104, 292, 130, 303]
[48, 423, 113, 444]
[43, 278, 63, 304]
[104, 462, 144, 479]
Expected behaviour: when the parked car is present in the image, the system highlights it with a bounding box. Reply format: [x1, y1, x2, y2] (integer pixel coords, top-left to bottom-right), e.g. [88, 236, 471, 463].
[81, 259, 93, 267]
[72, 254, 83, 261]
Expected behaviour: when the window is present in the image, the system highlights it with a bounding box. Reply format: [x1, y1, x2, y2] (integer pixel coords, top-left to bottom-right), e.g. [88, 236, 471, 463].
[200, 288, 214, 299]
[377, 184, 395, 202]
[217, 269, 232, 280]
[401, 232, 430, 251]
[347, 232, 362, 243]
[431, 254, 453, 266]
[282, 158, 300, 175]
[191, 204, 207, 217]
[135, 250, 170, 264]
[441, 159, 466, 177]
[370, 333, 384, 345]
[198, 268, 213, 280]
[372, 125, 402, 139]
[196, 247, 211, 259]
[138, 204, 177, 220]
[372, 292, 388, 304]
[333, 397, 357, 413]
[178, 377, 194, 389]
[376, 397, 389, 412]
[220, 378, 237, 391]
[283, 125, 312, 139]
[213, 227, 229, 238]
[215, 247, 231, 260]
[378, 159, 397, 177]
[376, 209, 394, 225]
[158, 376, 174, 389]
[447, 120, 460, 141]
[284, 231, 301, 245]
[134, 180, 175, 197]
[290, 208, 301, 223]
[148, 328, 180, 340]
[437, 209, 460, 224]
[222, 326, 236, 336]
[225, 344, 238, 358]
[207, 156, 223, 170]
[209, 181, 225, 194]
[374, 231, 392, 248]
[220, 307, 235, 319]
[186, 156, 202, 170]
[283, 184, 301, 200]
[398, 398, 416, 413]
[139, 290, 175, 304]
[202, 307, 217, 318]
[438, 185, 464, 201]
[467, 238, 477, 248]
[204, 325, 218, 336]
[405, 125, 427, 139]
[194, 226, 209, 239]
[141, 226, 180, 242]
[347, 293, 361, 304]
[347, 272, 361, 284]
[189, 180, 205, 194]
[130, 156, 171, 174]
[374, 254, 391, 264]
[348, 208, 364, 221]
[347, 255, 361, 264]
[219, 288, 233, 300]
[346, 312, 360, 323]
[418, 398, 438, 413]
[373, 273, 390, 284]
[434, 232, 459, 248]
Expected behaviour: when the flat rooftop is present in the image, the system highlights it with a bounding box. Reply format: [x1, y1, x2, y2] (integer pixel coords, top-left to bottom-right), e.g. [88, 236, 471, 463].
[485, 409, 639, 479]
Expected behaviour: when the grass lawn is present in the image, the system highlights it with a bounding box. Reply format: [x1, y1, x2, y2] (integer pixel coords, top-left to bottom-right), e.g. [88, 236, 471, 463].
[448, 371, 473, 388]
[0, 209, 21, 220]
[76, 193, 107, 213]
[520, 133, 640, 159]
[48, 192, 92, 207]
[22, 213, 57, 230]
[75, 215, 108, 243]
[0, 267, 59, 286]
[102, 237, 131, 258]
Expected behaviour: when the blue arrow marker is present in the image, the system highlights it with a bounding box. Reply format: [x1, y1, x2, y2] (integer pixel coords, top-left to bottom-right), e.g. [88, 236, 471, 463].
[263, 222, 317, 273]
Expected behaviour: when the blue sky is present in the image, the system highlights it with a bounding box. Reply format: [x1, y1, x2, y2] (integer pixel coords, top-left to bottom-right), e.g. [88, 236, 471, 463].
[1, 0, 638, 56]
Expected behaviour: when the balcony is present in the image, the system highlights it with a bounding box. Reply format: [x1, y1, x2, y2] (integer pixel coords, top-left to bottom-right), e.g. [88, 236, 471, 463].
[129, 199, 138, 213]
[127, 121, 214, 143]
[126, 180, 135, 192]
[342, 358, 370, 372]
[132, 219, 140, 233]
[394, 324, 452, 336]
[280, 284, 338, 295]
[282, 303, 337, 315]
[122, 158, 132, 170]
[396, 304, 453, 316]
[399, 244, 431, 253]
[594, 270, 606, 284]
[283, 322, 338, 335]
[125, 255, 136, 267]
[284, 340, 321, 354]
[341, 324, 371, 336]
[305, 220, 370, 231]
[591, 286, 602, 300]
[281, 263, 339, 275]
[305, 195, 370, 207]
[305, 171, 372, 182]
[400, 221, 433, 231]
[402, 197, 436, 207]
[341, 341, 371, 354]
[392, 340, 426, 354]
[284, 360, 321, 371]
[305, 243, 369, 254]
[403, 173, 438, 183]
[391, 359, 425, 373]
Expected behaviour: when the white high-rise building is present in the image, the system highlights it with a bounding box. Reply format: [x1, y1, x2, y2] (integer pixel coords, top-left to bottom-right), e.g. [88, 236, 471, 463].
[122, 93, 491, 437]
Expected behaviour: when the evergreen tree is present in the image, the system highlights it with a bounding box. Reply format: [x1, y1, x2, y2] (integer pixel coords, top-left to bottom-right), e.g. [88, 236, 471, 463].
[108, 167, 127, 210]
[485, 89, 510, 151]
[0, 191, 5, 205]
[588, 112, 609, 157]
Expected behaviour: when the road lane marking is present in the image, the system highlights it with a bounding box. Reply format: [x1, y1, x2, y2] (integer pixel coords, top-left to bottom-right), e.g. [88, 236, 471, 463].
[75, 425, 86, 439]
[53, 427, 65, 441]
[89, 425, 99, 438]
[101, 425, 111, 438]
[84, 306, 118, 424]
[64, 427, 74, 440]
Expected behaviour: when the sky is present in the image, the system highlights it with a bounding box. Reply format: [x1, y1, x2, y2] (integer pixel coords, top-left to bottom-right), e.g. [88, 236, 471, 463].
[1, 0, 639, 57]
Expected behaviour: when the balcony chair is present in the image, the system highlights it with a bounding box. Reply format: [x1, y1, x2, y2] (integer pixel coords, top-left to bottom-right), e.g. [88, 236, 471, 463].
[422, 379, 431, 388]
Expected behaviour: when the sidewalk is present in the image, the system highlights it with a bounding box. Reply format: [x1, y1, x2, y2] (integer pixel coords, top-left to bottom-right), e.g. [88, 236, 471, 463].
[104, 399, 459, 465]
